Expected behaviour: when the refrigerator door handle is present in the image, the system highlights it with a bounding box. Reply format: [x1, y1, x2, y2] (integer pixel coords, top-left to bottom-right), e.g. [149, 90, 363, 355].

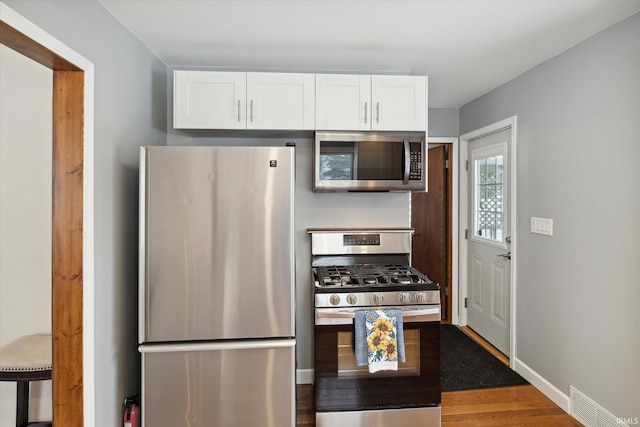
[139, 338, 296, 354]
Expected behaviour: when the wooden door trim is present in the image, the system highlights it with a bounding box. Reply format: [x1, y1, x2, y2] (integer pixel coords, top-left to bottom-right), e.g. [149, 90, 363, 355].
[51, 70, 84, 426]
[412, 146, 449, 321]
[427, 137, 459, 325]
[0, 20, 81, 71]
[1, 5, 95, 424]
[445, 144, 453, 323]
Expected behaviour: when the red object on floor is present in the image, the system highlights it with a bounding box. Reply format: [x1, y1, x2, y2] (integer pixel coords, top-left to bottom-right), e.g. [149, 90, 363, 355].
[124, 397, 140, 427]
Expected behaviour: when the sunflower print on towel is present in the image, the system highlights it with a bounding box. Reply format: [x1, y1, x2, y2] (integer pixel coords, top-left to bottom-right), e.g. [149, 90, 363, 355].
[365, 310, 399, 364]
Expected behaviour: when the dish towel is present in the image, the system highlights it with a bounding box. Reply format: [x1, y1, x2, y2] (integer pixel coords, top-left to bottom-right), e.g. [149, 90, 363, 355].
[355, 309, 405, 373]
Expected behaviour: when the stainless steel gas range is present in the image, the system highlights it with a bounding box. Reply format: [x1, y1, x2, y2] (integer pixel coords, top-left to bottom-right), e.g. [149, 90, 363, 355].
[309, 228, 442, 427]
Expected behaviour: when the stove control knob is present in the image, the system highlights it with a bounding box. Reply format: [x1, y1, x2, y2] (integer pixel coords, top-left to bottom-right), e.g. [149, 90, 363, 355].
[329, 294, 341, 306]
[415, 292, 428, 304]
[373, 293, 384, 305]
[346, 294, 358, 305]
[399, 292, 412, 304]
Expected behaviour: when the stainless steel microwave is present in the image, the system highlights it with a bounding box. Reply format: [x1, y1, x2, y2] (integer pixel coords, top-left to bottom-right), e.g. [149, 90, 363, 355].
[313, 131, 426, 192]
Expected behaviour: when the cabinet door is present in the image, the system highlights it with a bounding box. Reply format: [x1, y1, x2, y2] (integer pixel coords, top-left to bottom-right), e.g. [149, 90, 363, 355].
[371, 75, 426, 131]
[246, 72, 315, 130]
[174, 70, 246, 129]
[315, 74, 371, 130]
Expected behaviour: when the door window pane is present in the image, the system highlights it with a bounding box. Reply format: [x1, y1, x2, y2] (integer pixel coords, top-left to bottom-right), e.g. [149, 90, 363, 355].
[474, 154, 504, 242]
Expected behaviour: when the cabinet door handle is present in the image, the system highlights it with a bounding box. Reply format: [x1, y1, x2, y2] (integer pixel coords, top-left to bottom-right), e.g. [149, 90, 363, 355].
[250, 100, 254, 122]
[376, 102, 380, 124]
[237, 100, 241, 122]
[364, 102, 368, 124]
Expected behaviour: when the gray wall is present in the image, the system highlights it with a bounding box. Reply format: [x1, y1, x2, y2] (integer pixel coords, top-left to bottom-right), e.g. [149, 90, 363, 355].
[3, 1, 167, 425]
[429, 107, 459, 137]
[460, 12, 640, 419]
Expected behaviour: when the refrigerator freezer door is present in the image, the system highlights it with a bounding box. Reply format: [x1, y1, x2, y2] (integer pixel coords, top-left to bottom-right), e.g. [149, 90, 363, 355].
[140, 340, 295, 427]
[140, 146, 295, 343]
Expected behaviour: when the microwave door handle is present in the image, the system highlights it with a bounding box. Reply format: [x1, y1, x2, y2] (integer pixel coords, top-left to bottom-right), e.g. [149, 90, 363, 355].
[403, 138, 410, 185]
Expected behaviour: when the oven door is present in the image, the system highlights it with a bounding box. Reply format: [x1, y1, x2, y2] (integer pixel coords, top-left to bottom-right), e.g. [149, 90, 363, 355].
[314, 306, 441, 413]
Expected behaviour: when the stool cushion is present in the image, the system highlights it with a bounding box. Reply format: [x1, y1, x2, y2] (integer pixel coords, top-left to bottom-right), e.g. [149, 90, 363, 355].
[0, 334, 52, 372]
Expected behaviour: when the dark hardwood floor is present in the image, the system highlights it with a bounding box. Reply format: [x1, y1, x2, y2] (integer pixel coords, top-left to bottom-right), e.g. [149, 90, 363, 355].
[296, 384, 315, 426]
[296, 384, 581, 426]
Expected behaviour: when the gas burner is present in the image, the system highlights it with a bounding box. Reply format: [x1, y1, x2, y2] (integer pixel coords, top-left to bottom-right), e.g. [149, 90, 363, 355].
[391, 275, 412, 285]
[362, 275, 378, 284]
[330, 275, 349, 285]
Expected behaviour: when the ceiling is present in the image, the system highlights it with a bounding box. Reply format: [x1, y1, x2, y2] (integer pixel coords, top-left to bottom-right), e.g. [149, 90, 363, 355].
[100, 0, 640, 108]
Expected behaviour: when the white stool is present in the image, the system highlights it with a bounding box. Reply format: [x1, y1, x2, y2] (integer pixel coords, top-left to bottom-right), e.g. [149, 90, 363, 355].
[0, 334, 52, 427]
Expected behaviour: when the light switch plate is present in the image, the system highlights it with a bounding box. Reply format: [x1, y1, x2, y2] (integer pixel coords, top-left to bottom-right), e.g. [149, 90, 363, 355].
[531, 217, 553, 236]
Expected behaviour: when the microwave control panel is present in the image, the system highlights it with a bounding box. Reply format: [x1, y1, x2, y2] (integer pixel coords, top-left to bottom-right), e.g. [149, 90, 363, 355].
[409, 143, 422, 180]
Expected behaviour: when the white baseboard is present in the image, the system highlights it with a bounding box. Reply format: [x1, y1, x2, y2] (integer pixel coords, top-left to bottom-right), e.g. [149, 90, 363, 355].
[512, 357, 570, 412]
[296, 369, 314, 385]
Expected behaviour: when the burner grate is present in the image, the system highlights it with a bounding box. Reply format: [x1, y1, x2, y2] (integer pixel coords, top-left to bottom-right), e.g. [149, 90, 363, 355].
[315, 264, 434, 289]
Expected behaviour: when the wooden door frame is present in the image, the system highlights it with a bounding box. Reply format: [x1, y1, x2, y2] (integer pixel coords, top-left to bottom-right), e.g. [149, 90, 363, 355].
[426, 137, 460, 325]
[1, 4, 95, 425]
[459, 116, 518, 364]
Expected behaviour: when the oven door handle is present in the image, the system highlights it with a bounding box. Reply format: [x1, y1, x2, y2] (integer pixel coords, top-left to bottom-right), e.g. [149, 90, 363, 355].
[315, 306, 441, 325]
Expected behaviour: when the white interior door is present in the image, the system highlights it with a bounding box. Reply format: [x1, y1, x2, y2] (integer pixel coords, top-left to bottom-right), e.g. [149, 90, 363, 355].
[467, 128, 512, 355]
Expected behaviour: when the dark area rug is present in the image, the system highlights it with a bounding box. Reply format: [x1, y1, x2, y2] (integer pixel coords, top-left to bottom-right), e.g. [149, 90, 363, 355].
[440, 324, 529, 392]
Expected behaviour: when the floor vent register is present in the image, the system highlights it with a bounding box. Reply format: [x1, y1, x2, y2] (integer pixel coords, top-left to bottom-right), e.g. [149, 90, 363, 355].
[569, 386, 632, 427]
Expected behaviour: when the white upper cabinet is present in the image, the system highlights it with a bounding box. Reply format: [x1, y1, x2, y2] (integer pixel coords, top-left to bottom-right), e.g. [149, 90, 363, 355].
[174, 70, 246, 129]
[316, 74, 427, 131]
[315, 74, 372, 130]
[371, 75, 426, 131]
[174, 70, 315, 130]
[246, 72, 315, 130]
[175, 70, 426, 131]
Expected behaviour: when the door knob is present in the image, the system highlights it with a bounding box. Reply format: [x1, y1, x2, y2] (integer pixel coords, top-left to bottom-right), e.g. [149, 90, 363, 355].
[498, 252, 511, 260]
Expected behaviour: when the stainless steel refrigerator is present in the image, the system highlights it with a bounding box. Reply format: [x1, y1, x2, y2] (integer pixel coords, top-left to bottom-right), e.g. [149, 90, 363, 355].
[138, 145, 296, 427]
